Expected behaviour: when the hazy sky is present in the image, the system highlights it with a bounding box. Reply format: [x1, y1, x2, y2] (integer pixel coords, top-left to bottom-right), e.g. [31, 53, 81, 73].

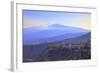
[23, 10, 91, 30]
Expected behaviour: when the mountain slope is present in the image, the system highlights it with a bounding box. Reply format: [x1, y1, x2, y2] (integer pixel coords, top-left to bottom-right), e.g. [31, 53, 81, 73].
[23, 24, 90, 45]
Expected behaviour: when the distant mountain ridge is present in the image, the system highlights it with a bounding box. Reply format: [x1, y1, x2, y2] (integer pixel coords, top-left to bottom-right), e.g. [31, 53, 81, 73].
[23, 24, 91, 45]
[48, 23, 67, 28]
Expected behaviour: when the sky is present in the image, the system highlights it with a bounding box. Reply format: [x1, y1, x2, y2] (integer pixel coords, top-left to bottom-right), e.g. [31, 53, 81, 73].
[23, 10, 91, 30]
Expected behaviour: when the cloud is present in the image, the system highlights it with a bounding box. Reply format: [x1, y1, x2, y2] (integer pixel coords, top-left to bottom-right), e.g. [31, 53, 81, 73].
[23, 18, 49, 28]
